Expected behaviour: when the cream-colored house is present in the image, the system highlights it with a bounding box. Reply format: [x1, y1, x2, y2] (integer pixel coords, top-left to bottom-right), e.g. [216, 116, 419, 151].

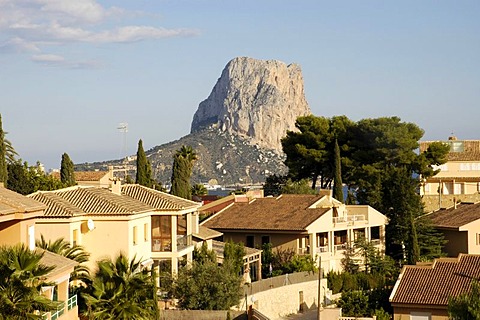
[29, 183, 201, 276]
[420, 137, 480, 212]
[0, 185, 78, 320]
[421, 202, 480, 257]
[201, 192, 388, 272]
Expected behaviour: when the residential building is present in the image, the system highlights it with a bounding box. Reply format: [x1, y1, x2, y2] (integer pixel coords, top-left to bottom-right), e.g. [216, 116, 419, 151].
[389, 254, 480, 319]
[0, 185, 78, 320]
[50, 168, 113, 188]
[201, 191, 388, 272]
[29, 183, 201, 277]
[421, 202, 480, 256]
[420, 136, 480, 212]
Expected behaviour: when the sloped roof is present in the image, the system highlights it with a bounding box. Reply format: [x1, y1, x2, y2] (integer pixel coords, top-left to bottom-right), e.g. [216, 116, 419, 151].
[419, 140, 480, 161]
[390, 254, 480, 306]
[121, 184, 200, 211]
[39, 249, 78, 280]
[50, 171, 109, 182]
[193, 225, 223, 240]
[0, 186, 45, 216]
[422, 202, 480, 229]
[29, 186, 154, 217]
[201, 194, 330, 231]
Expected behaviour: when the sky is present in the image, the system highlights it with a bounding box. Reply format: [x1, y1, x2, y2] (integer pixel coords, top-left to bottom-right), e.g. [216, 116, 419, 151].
[1, 1, 480, 170]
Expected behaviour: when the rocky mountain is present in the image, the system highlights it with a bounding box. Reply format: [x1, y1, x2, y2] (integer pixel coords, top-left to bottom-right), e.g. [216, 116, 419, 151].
[78, 57, 312, 186]
[191, 57, 311, 152]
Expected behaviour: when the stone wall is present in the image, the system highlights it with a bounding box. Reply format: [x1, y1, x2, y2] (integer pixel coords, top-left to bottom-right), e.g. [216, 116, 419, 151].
[160, 310, 245, 320]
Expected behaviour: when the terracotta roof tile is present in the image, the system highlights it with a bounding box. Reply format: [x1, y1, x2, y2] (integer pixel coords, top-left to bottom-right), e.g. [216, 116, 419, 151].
[422, 202, 480, 229]
[121, 184, 200, 211]
[50, 171, 109, 182]
[39, 249, 78, 280]
[0, 186, 46, 216]
[390, 254, 480, 306]
[193, 225, 223, 240]
[28, 186, 154, 217]
[202, 194, 329, 231]
[420, 140, 480, 161]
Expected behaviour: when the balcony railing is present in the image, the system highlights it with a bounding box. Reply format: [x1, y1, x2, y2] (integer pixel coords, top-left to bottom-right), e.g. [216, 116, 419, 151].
[297, 247, 310, 255]
[41, 295, 77, 320]
[334, 243, 347, 251]
[67, 294, 77, 311]
[371, 239, 382, 246]
[177, 234, 192, 250]
[316, 246, 329, 253]
[333, 214, 367, 224]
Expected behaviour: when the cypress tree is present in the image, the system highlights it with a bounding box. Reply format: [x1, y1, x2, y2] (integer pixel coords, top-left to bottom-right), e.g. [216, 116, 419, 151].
[170, 146, 197, 199]
[333, 139, 343, 202]
[60, 153, 76, 186]
[136, 139, 154, 187]
[0, 114, 8, 187]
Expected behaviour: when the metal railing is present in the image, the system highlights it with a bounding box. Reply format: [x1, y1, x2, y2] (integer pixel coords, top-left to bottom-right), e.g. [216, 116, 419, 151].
[316, 246, 329, 253]
[297, 247, 310, 255]
[334, 243, 347, 251]
[333, 214, 367, 224]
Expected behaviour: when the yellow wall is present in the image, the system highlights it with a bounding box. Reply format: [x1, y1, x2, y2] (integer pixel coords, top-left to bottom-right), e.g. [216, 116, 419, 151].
[393, 306, 448, 320]
[0, 218, 35, 247]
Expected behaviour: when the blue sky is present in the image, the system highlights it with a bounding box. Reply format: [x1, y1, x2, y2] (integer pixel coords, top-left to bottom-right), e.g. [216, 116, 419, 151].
[1, 1, 479, 170]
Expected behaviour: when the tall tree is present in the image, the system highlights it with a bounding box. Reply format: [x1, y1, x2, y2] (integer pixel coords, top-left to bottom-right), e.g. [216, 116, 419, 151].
[135, 139, 154, 188]
[0, 114, 8, 187]
[0, 244, 58, 318]
[60, 153, 76, 187]
[448, 280, 480, 319]
[82, 253, 159, 320]
[170, 145, 197, 199]
[333, 139, 344, 202]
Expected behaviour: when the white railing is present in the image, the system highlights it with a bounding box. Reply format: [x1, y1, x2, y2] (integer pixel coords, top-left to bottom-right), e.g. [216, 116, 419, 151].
[297, 247, 310, 255]
[316, 246, 329, 253]
[333, 214, 367, 224]
[50, 303, 65, 320]
[177, 234, 192, 250]
[334, 243, 347, 251]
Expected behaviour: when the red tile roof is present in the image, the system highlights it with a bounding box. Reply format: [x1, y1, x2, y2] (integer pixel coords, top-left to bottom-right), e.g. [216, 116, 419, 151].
[0, 186, 46, 216]
[390, 254, 480, 306]
[201, 194, 329, 231]
[50, 171, 109, 182]
[422, 202, 480, 229]
[419, 140, 480, 161]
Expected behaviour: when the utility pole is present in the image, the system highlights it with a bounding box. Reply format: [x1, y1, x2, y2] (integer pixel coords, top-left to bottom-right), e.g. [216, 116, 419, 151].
[317, 255, 322, 320]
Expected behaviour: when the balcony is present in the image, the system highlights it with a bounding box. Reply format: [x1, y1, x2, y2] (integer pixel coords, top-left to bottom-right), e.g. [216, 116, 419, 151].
[334, 243, 347, 251]
[297, 247, 310, 255]
[333, 214, 366, 225]
[316, 246, 329, 253]
[177, 234, 192, 251]
[42, 295, 77, 320]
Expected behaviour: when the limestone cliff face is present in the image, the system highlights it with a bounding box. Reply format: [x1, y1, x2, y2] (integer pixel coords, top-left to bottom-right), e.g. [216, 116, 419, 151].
[191, 57, 311, 151]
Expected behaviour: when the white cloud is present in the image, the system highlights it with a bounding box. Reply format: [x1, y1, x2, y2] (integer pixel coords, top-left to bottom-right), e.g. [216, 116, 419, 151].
[0, 0, 199, 66]
[31, 53, 103, 69]
[31, 53, 64, 62]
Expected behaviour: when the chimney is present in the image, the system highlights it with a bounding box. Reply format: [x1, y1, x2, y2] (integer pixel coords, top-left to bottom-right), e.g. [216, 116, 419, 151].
[111, 178, 122, 195]
[318, 189, 332, 198]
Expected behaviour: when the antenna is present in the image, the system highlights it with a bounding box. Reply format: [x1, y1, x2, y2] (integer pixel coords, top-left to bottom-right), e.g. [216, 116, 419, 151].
[117, 122, 128, 162]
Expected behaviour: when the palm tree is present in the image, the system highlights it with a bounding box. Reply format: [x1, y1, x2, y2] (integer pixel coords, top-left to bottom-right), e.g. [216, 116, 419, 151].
[82, 253, 159, 320]
[0, 244, 59, 319]
[191, 183, 208, 197]
[36, 235, 90, 282]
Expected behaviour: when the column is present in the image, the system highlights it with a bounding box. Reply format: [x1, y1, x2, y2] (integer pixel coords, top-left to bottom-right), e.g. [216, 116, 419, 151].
[171, 215, 177, 252]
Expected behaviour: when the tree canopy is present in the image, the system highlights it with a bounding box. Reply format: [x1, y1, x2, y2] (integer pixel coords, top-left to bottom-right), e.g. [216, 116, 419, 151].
[282, 115, 450, 264]
[170, 145, 197, 199]
[135, 139, 156, 188]
[60, 152, 76, 187]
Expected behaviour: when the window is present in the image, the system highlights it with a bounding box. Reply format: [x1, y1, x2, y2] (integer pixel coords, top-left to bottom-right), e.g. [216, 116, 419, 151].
[371, 226, 381, 241]
[133, 226, 138, 245]
[261, 235, 270, 245]
[144, 223, 148, 242]
[151, 216, 172, 252]
[476, 233, 480, 246]
[28, 225, 35, 251]
[410, 312, 431, 320]
[353, 228, 366, 241]
[73, 229, 78, 246]
[316, 232, 328, 247]
[177, 215, 187, 236]
[246, 235, 254, 248]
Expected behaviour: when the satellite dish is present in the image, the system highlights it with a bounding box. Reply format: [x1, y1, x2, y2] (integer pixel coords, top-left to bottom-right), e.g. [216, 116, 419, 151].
[87, 219, 95, 231]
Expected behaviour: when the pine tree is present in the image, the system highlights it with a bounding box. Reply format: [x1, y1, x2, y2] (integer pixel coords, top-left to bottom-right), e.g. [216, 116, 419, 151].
[136, 139, 153, 187]
[333, 139, 344, 202]
[60, 152, 76, 187]
[170, 146, 197, 199]
[0, 114, 8, 187]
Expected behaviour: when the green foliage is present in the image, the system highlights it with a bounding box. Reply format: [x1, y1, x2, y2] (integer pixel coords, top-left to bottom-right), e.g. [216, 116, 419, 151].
[224, 240, 246, 275]
[281, 178, 317, 195]
[82, 253, 159, 319]
[337, 290, 369, 317]
[0, 244, 59, 318]
[263, 175, 316, 196]
[448, 280, 480, 319]
[417, 217, 447, 262]
[170, 145, 197, 199]
[0, 114, 8, 186]
[341, 241, 359, 273]
[172, 245, 242, 310]
[333, 139, 344, 202]
[135, 139, 158, 188]
[36, 235, 90, 282]
[7, 160, 64, 194]
[60, 152, 76, 186]
[191, 183, 208, 196]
